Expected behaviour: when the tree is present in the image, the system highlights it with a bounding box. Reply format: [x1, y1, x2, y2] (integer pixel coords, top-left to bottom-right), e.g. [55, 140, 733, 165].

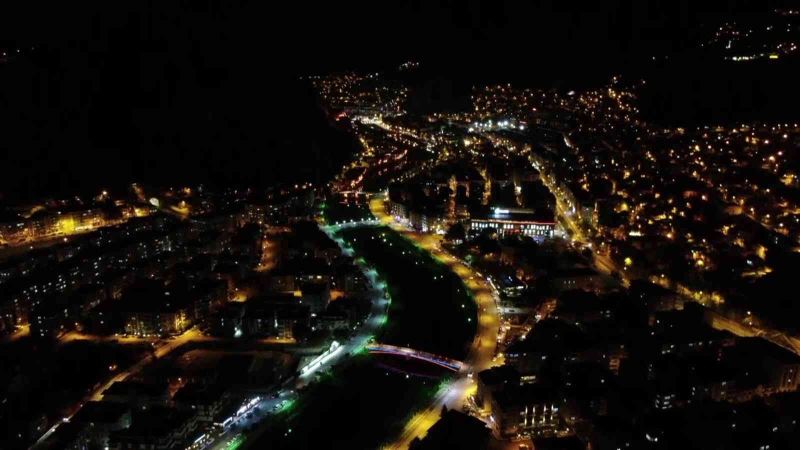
[445, 223, 466, 242]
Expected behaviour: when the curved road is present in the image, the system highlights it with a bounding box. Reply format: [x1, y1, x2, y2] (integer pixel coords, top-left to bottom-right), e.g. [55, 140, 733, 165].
[369, 196, 502, 449]
[210, 220, 391, 450]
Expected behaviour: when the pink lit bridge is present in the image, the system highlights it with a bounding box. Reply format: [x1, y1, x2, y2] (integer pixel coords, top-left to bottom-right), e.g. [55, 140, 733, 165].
[365, 343, 466, 372]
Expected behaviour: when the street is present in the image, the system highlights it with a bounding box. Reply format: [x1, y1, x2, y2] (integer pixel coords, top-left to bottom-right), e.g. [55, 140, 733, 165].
[369, 196, 502, 448]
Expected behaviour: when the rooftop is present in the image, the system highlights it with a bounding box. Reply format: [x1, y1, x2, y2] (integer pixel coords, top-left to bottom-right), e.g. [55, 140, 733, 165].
[473, 206, 555, 224]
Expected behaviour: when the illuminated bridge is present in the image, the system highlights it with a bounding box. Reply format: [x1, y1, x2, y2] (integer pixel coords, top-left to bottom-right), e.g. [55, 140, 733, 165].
[324, 219, 380, 229]
[365, 343, 465, 372]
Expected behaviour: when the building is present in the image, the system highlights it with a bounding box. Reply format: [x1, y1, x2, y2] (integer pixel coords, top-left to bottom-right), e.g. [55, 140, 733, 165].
[0, 301, 15, 336]
[316, 312, 350, 332]
[493, 274, 527, 297]
[549, 267, 604, 293]
[108, 407, 198, 450]
[211, 302, 245, 338]
[0, 207, 119, 247]
[389, 201, 408, 223]
[722, 337, 800, 401]
[102, 381, 170, 406]
[408, 208, 447, 234]
[505, 319, 588, 374]
[476, 365, 521, 412]
[172, 384, 228, 423]
[190, 279, 228, 325]
[118, 281, 193, 337]
[60, 401, 132, 450]
[390, 201, 447, 234]
[409, 409, 490, 450]
[469, 207, 555, 240]
[29, 296, 75, 339]
[300, 281, 331, 313]
[491, 383, 563, 438]
[243, 203, 266, 225]
[244, 295, 310, 339]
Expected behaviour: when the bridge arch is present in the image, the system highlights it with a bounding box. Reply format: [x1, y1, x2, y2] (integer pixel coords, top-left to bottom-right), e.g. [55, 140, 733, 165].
[365, 343, 465, 372]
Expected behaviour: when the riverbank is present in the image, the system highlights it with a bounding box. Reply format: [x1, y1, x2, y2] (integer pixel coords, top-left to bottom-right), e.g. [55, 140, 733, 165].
[244, 224, 476, 449]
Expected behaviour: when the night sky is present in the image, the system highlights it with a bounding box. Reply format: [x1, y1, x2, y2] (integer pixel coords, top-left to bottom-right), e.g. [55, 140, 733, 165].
[1, 0, 796, 202]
